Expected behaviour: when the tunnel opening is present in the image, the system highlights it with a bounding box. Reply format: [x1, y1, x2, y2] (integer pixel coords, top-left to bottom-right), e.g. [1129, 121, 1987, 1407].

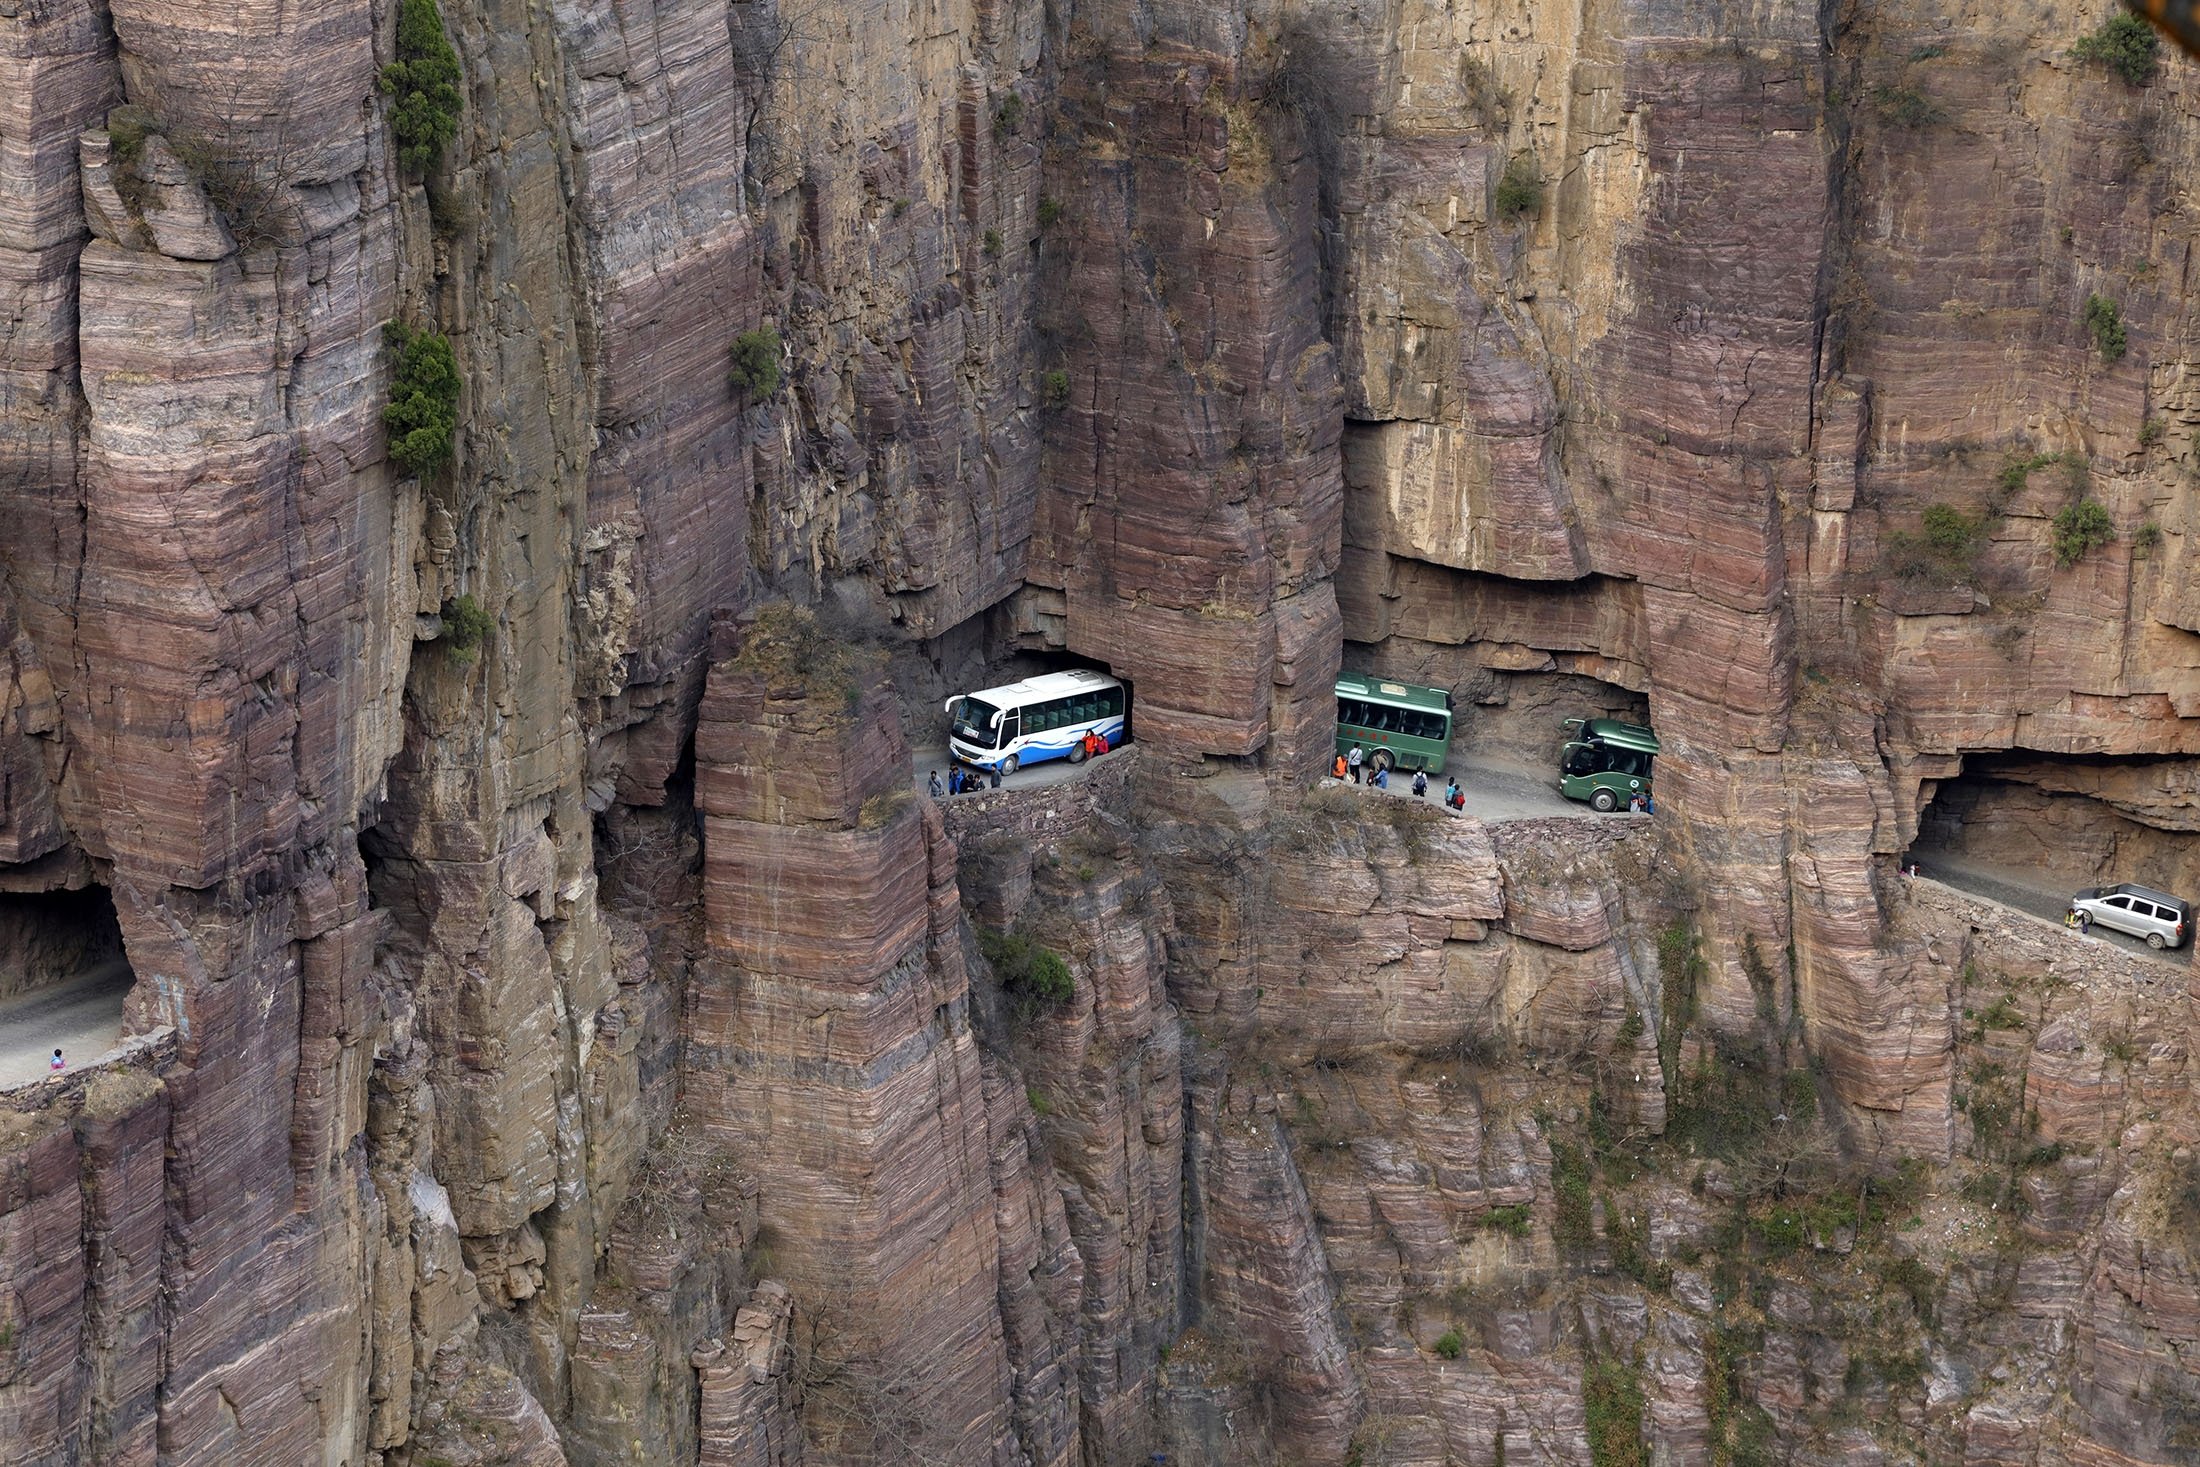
[1908, 750, 2200, 921]
[1345, 646, 1648, 773]
[0, 881, 135, 1086]
[899, 595, 1131, 748]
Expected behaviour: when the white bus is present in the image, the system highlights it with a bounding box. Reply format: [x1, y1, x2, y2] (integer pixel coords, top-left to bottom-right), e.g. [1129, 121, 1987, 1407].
[945, 669, 1127, 775]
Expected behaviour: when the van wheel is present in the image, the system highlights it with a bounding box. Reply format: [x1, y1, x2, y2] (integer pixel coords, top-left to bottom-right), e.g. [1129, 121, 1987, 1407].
[1000, 756, 1019, 777]
[1372, 749, 1395, 773]
[1591, 789, 1618, 812]
[1068, 743, 1087, 765]
[2148, 931, 2167, 949]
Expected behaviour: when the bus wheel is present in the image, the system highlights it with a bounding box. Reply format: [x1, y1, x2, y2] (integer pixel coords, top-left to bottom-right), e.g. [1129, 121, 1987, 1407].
[1068, 742, 1087, 765]
[1591, 789, 1618, 812]
[1000, 755, 1019, 777]
[1371, 749, 1394, 773]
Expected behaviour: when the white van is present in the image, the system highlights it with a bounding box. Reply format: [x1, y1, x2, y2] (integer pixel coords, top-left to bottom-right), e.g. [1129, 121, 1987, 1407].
[2069, 883, 2190, 949]
[945, 670, 1127, 776]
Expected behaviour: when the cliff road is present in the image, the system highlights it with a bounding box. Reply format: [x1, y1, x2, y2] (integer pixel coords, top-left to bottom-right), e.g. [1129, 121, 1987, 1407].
[3, 0, 2199, 1463]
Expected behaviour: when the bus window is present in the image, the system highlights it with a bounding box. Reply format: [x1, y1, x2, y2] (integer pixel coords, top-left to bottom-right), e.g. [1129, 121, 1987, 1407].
[952, 698, 1001, 747]
[1332, 677, 1455, 774]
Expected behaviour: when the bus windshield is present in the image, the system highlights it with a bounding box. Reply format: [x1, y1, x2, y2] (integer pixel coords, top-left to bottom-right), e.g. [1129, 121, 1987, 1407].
[950, 697, 1002, 748]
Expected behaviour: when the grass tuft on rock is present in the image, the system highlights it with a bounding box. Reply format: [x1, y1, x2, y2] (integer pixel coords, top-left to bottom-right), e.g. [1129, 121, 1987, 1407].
[1583, 1358, 1646, 1467]
[726, 602, 877, 708]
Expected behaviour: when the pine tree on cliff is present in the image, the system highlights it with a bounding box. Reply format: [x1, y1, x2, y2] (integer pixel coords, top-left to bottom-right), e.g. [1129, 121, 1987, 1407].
[384, 323, 461, 476]
[380, 0, 463, 175]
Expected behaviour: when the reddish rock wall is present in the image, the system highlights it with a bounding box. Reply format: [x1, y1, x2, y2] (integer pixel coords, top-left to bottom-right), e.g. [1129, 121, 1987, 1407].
[5, 0, 2200, 1461]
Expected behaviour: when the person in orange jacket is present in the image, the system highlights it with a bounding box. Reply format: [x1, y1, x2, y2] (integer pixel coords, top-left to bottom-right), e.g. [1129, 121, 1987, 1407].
[1332, 752, 1348, 781]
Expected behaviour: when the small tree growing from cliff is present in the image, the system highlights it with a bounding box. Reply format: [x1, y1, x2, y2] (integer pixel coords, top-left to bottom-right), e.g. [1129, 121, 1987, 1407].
[383, 322, 461, 476]
[381, 0, 464, 175]
[728, 327, 782, 399]
[440, 593, 494, 658]
[978, 927, 1073, 1018]
[2084, 293, 2128, 361]
[2072, 13, 2159, 86]
[2050, 498, 2114, 566]
[1494, 153, 1544, 219]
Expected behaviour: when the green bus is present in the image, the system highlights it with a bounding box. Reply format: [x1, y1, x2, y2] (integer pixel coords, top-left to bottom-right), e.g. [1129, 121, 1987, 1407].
[1559, 717, 1659, 811]
[1335, 676, 1455, 774]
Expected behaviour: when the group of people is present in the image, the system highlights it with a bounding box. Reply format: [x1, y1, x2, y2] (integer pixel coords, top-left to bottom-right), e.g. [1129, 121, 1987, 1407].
[928, 731, 1113, 799]
[930, 764, 1000, 796]
[1330, 745, 1469, 811]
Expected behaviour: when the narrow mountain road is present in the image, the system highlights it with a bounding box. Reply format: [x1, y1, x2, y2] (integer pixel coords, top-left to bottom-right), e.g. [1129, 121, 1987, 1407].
[0, 958, 135, 1088]
[1905, 850, 2191, 969]
[1341, 754, 1623, 825]
[910, 743, 1098, 797]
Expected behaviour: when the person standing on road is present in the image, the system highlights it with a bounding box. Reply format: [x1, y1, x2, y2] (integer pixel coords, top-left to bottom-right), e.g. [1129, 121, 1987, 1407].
[949, 766, 965, 795]
[50, 1048, 65, 1072]
[929, 770, 944, 798]
[989, 765, 1001, 789]
[1412, 769, 1428, 798]
[1347, 745, 1364, 784]
[1331, 752, 1348, 781]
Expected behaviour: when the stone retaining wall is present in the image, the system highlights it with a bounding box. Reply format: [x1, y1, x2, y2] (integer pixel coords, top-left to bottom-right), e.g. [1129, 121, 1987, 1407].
[937, 746, 1140, 848]
[0, 1026, 176, 1114]
[1903, 875, 2188, 999]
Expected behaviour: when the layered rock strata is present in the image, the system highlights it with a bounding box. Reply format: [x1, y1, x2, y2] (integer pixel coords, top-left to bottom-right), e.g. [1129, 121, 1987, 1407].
[2, 0, 2199, 1462]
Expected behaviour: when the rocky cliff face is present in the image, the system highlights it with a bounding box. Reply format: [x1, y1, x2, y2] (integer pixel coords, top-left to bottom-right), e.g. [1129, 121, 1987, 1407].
[2, 0, 2198, 1463]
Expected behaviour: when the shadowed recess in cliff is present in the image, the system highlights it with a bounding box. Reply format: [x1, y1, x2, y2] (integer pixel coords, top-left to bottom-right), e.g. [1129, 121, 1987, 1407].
[0, 884, 134, 1087]
[1914, 749, 2200, 899]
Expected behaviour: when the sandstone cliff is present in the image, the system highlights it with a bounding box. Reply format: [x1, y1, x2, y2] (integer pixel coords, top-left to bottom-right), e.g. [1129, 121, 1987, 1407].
[3, 0, 2198, 1463]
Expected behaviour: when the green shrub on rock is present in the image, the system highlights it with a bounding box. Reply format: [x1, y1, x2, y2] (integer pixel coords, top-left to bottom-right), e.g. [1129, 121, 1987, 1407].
[728, 327, 782, 398]
[2051, 498, 2114, 566]
[440, 593, 493, 657]
[2072, 13, 2159, 86]
[2084, 293, 2127, 361]
[978, 927, 1073, 1014]
[380, 0, 463, 175]
[1494, 153, 1544, 218]
[383, 322, 460, 476]
[1583, 1358, 1646, 1467]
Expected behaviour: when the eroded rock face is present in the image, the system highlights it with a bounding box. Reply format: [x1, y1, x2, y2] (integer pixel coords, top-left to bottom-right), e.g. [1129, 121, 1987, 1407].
[5, 0, 2200, 1462]
[686, 611, 1056, 1463]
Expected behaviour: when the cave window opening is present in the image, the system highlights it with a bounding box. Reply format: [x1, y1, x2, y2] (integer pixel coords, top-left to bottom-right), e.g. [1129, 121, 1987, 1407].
[1904, 749, 2200, 947]
[0, 882, 136, 1087]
